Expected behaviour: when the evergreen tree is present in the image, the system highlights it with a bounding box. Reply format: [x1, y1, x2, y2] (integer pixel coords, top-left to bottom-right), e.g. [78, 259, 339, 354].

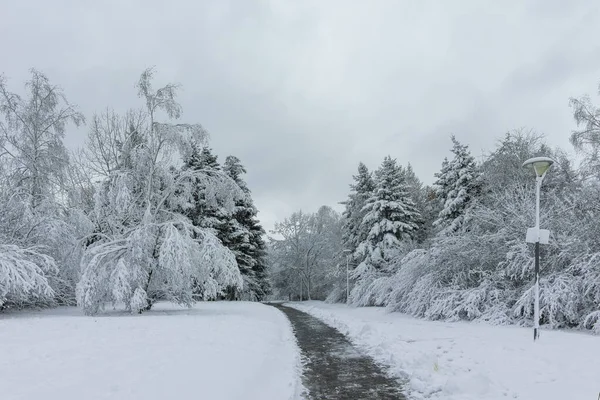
[403, 163, 430, 243]
[350, 156, 421, 305]
[223, 155, 270, 300]
[341, 162, 375, 260]
[184, 145, 221, 171]
[182, 145, 227, 235]
[433, 136, 481, 234]
[223, 156, 248, 191]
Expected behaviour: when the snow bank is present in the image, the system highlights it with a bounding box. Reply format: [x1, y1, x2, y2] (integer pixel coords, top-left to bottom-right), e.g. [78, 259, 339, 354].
[0, 302, 303, 400]
[288, 301, 600, 400]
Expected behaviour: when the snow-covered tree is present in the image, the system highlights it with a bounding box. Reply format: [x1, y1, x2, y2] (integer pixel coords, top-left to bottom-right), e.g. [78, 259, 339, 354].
[433, 136, 481, 234]
[269, 207, 342, 301]
[403, 163, 436, 243]
[223, 155, 270, 301]
[0, 244, 57, 309]
[82, 108, 146, 178]
[569, 84, 600, 178]
[0, 69, 85, 208]
[181, 145, 226, 234]
[0, 70, 89, 307]
[350, 156, 421, 305]
[77, 68, 242, 315]
[341, 162, 375, 259]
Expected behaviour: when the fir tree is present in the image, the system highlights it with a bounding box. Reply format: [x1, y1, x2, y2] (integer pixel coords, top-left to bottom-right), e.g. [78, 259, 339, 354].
[223, 155, 270, 300]
[182, 145, 227, 234]
[403, 163, 429, 242]
[350, 156, 421, 305]
[433, 136, 481, 234]
[341, 162, 375, 260]
[184, 146, 220, 171]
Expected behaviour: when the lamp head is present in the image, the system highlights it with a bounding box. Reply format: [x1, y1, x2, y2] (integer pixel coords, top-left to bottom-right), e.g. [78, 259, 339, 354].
[522, 157, 554, 178]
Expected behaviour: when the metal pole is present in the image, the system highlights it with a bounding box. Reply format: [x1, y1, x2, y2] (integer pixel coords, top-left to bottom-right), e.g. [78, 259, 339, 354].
[534, 176, 541, 341]
[346, 254, 350, 304]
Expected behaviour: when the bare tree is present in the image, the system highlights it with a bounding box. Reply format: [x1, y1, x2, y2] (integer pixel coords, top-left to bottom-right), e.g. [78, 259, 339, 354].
[269, 207, 342, 300]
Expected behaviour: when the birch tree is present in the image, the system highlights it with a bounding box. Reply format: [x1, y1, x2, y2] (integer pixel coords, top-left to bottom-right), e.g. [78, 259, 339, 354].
[77, 68, 242, 315]
[0, 69, 85, 208]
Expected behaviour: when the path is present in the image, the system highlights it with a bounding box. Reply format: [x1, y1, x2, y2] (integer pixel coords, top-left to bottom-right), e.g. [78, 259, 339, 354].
[272, 304, 406, 400]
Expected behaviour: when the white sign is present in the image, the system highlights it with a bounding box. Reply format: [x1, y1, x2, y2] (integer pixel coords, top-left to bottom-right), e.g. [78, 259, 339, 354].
[526, 228, 550, 244]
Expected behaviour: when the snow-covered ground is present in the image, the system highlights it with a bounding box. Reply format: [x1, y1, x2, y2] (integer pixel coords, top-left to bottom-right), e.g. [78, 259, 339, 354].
[287, 301, 600, 400]
[0, 302, 303, 400]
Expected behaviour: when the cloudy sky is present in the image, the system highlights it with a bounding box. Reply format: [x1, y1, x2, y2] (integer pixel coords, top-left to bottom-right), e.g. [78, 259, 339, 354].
[2, 0, 599, 231]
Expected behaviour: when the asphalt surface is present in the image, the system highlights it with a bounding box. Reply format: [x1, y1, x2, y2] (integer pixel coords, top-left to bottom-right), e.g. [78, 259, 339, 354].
[271, 304, 406, 400]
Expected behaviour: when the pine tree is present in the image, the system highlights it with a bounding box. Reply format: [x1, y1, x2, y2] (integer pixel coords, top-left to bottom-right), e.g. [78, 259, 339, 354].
[182, 145, 228, 235]
[341, 162, 376, 260]
[403, 163, 431, 242]
[223, 156, 248, 191]
[361, 156, 421, 257]
[223, 155, 270, 300]
[433, 136, 481, 234]
[185, 146, 220, 171]
[350, 156, 421, 305]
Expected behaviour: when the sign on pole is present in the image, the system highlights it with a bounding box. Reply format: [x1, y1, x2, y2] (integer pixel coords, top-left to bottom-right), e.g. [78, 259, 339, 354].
[526, 228, 550, 244]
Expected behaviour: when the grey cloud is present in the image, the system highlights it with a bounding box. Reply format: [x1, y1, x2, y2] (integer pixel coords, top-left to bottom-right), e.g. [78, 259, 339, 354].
[1, 0, 599, 232]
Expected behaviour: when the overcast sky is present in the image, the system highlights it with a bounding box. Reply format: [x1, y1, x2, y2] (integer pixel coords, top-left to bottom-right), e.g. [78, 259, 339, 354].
[2, 0, 600, 231]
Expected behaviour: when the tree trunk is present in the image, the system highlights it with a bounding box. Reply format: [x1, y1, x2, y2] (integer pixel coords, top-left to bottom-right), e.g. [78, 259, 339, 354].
[139, 269, 154, 314]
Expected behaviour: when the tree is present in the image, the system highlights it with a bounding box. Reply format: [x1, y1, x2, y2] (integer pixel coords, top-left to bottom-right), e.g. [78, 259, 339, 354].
[433, 136, 481, 234]
[223, 155, 270, 300]
[403, 163, 435, 243]
[350, 156, 421, 305]
[341, 162, 375, 260]
[181, 145, 225, 232]
[269, 207, 341, 301]
[0, 69, 85, 208]
[0, 244, 57, 309]
[0, 70, 89, 307]
[81, 108, 146, 178]
[223, 155, 248, 191]
[569, 83, 600, 178]
[77, 68, 242, 315]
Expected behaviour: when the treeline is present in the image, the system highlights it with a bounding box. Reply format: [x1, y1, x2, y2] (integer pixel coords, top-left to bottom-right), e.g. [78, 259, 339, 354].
[269, 82, 600, 333]
[0, 68, 269, 315]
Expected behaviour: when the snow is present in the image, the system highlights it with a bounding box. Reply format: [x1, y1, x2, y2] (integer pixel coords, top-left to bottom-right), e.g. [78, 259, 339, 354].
[288, 301, 600, 400]
[0, 302, 303, 400]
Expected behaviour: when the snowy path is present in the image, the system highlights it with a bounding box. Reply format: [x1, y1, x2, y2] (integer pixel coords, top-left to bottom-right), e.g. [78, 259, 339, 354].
[272, 304, 406, 399]
[288, 301, 600, 400]
[0, 302, 303, 400]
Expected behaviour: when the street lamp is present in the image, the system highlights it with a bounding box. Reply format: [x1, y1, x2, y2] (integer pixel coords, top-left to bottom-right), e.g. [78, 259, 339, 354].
[522, 156, 554, 341]
[343, 249, 352, 304]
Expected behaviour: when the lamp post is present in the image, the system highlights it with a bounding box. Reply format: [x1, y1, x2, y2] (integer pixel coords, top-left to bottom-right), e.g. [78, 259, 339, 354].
[522, 156, 554, 341]
[343, 249, 352, 304]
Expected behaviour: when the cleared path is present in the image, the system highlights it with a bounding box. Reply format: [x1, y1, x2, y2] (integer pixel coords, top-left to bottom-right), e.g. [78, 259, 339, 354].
[272, 304, 406, 400]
